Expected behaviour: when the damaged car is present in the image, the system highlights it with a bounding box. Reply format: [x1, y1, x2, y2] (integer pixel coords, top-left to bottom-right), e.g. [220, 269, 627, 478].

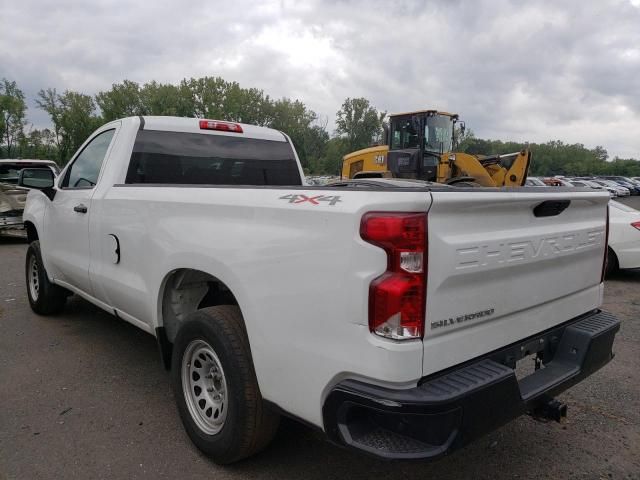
[0, 160, 59, 232]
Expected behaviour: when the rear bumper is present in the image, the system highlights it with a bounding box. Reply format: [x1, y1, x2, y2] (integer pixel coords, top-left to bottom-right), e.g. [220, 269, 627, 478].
[322, 310, 620, 460]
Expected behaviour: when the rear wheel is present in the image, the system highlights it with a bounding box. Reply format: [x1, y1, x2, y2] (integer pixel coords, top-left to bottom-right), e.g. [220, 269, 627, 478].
[171, 306, 279, 464]
[605, 247, 619, 277]
[25, 240, 68, 315]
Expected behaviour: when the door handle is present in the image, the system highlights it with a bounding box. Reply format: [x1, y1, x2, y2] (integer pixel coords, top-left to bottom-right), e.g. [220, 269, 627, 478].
[73, 204, 88, 214]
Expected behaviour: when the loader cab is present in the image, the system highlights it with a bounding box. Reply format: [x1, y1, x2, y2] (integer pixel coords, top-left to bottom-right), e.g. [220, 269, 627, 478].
[387, 111, 458, 182]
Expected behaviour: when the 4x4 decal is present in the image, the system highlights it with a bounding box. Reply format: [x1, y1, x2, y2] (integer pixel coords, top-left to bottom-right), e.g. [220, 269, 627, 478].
[279, 194, 342, 206]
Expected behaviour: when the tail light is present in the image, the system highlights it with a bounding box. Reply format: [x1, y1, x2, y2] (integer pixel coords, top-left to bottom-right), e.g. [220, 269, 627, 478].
[199, 120, 243, 133]
[360, 212, 427, 340]
[601, 206, 610, 282]
[632, 221, 640, 231]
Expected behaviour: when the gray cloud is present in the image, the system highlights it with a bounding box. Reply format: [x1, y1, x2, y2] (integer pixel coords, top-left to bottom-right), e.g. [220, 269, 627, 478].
[2, 0, 639, 158]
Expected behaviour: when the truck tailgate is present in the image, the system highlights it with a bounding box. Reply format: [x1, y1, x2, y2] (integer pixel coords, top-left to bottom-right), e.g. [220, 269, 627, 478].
[423, 190, 609, 377]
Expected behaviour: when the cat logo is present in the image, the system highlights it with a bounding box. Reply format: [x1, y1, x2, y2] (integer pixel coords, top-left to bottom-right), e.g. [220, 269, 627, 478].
[374, 154, 385, 165]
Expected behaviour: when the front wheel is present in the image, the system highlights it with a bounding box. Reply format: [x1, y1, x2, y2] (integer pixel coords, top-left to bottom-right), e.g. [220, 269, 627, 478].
[171, 306, 280, 464]
[25, 240, 68, 315]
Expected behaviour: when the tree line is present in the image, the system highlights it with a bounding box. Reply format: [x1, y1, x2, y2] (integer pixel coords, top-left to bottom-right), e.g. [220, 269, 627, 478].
[1, 76, 639, 177]
[458, 134, 640, 177]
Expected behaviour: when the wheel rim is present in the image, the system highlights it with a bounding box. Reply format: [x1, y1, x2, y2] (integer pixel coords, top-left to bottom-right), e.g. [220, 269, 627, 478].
[181, 339, 228, 435]
[28, 254, 40, 301]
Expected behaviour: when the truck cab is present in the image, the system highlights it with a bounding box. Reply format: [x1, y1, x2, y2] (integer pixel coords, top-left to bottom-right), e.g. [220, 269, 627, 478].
[386, 110, 457, 181]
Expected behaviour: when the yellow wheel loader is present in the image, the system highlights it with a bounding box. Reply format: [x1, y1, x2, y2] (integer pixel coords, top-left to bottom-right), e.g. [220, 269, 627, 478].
[341, 110, 530, 187]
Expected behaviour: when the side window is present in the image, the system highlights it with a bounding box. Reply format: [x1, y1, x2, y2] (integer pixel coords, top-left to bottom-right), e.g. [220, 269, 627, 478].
[61, 129, 115, 189]
[390, 119, 418, 150]
[391, 130, 401, 149]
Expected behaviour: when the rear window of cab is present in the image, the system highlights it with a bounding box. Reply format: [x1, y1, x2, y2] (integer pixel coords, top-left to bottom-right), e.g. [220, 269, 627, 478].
[125, 130, 302, 186]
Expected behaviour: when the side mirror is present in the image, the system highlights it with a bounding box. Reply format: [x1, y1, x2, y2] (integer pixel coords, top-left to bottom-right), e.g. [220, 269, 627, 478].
[18, 168, 55, 189]
[18, 168, 57, 200]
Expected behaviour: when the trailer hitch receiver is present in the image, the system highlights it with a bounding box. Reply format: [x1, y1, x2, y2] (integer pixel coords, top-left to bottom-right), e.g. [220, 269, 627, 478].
[531, 397, 567, 423]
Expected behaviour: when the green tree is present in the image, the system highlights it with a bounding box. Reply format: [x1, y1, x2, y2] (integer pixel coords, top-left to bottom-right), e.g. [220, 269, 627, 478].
[460, 137, 628, 177]
[37, 88, 100, 163]
[17, 127, 58, 159]
[592, 145, 608, 162]
[181, 76, 273, 125]
[25, 76, 640, 176]
[302, 123, 330, 173]
[184, 76, 229, 119]
[335, 97, 386, 152]
[35, 88, 64, 162]
[0, 79, 27, 158]
[268, 98, 319, 169]
[318, 137, 350, 175]
[59, 91, 100, 161]
[95, 80, 144, 121]
[455, 126, 476, 152]
[140, 80, 194, 117]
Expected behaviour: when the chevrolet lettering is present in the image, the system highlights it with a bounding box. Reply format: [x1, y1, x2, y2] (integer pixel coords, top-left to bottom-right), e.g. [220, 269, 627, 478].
[456, 229, 605, 270]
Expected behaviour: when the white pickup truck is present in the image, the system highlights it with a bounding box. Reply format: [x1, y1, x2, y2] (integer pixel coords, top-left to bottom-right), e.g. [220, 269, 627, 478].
[21, 116, 620, 464]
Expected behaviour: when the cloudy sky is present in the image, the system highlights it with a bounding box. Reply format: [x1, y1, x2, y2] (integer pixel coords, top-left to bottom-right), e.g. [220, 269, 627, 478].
[2, 0, 640, 158]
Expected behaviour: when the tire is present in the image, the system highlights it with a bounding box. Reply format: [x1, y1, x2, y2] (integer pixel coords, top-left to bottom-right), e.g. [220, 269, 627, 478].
[25, 240, 67, 315]
[605, 247, 619, 277]
[171, 305, 280, 464]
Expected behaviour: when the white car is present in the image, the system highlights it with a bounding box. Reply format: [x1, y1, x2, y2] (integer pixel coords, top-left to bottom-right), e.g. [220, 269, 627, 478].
[568, 180, 615, 198]
[592, 179, 630, 197]
[607, 200, 640, 274]
[583, 180, 617, 197]
[525, 176, 547, 186]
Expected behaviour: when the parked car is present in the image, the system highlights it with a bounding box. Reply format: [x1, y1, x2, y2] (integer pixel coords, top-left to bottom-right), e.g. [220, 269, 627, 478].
[568, 180, 615, 197]
[592, 179, 630, 197]
[541, 177, 564, 186]
[583, 180, 617, 197]
[525, 176, 547, 186]
[627, 178, 640, 190]
[21, 116, 619, 463]
[0, 159, 59, 184]
[600, 176, 640, 195]
[0, 159, 60, 232]
[607, 200, 640, 274]
[554, 178, 575, 187]
[602, 175, 640, 186]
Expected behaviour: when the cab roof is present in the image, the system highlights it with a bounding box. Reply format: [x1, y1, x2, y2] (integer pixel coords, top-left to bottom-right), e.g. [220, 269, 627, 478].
[138, 116, 288, 142]
[0, 159, 57, 164]
[389, 110, 458, 120]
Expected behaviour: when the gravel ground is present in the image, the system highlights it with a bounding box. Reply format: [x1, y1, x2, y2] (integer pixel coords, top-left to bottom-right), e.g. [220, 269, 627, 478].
[0, 198, 639, 479]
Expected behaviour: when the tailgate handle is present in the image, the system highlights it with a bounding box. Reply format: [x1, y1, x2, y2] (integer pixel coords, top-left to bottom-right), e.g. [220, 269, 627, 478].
[533, 200, 570, 217]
